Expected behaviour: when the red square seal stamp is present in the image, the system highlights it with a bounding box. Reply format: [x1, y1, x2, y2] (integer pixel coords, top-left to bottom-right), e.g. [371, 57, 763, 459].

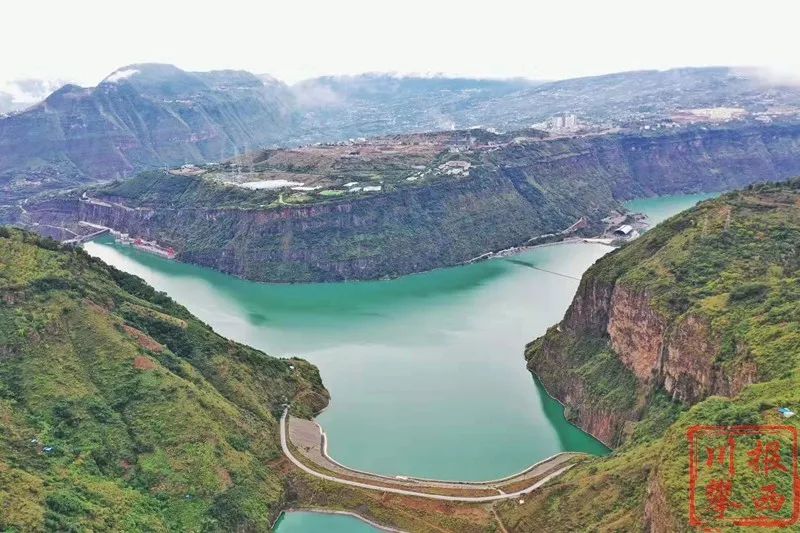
[688, 425, 800, 528]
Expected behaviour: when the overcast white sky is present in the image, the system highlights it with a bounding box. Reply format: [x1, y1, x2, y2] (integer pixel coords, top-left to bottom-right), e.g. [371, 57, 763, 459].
[3, 0, 800, 86]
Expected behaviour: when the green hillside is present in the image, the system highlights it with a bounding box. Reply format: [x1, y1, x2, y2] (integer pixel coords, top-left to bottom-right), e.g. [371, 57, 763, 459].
[503, 179, 800, 531]
[0, 229, 328, 531]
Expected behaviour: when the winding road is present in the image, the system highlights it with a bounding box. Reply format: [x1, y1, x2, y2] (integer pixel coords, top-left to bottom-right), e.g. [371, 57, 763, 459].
[280, 409, 575, 503]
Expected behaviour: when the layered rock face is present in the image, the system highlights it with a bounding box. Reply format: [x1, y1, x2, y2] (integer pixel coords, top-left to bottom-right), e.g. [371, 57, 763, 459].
[24, 168, 587, 282]
[527, 181, 800, 445]
[22, 122, 800, 282]
[492, 122, 800, 203]
[529, 277, 653, 446]
[531, 276, 760, 445]
[607, 285, 668, 386]
[516, 179, 800, 532]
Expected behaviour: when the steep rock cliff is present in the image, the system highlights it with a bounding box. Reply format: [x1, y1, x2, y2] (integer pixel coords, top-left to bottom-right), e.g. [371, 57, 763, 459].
[22, 122, 800, 282]
[517, 180, 800, 531]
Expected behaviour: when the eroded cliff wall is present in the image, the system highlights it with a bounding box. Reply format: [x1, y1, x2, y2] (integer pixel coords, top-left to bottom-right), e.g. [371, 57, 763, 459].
[528, 267, 759, 445]
[514, 180, 800, 532]
[23, 123, 800, 282]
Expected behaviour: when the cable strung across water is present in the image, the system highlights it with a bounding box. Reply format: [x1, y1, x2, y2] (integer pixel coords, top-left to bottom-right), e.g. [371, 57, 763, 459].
[504, 259, 582, 280]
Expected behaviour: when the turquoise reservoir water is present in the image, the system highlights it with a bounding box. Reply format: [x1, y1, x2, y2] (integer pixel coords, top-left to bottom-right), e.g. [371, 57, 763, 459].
[82, 192, 712, 486]
[626, 192, 719, 227]
[84, 239, 611, 480]
[274, 512, 379, 533]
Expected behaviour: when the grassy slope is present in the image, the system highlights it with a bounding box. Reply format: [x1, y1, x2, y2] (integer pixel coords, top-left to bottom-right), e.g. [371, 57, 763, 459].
[505, 180, 800, 531]
[0, 229, 328, 532]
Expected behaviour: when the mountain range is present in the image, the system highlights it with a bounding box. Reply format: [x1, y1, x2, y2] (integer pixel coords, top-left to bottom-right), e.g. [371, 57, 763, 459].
[21, 120, 800, 282]
[0, 64, 293, 204]
[288, 67, 800, 142]
[4, 64, 800, 206]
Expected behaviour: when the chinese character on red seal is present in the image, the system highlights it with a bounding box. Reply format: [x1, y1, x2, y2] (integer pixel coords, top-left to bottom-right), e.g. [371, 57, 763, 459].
[688, 425, 799, 527]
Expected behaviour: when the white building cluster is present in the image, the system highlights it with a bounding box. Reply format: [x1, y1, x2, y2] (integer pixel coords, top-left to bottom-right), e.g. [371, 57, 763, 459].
[548, 113, 579, 131]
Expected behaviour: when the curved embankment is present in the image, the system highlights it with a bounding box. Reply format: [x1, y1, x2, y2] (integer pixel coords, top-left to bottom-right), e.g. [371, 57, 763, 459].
[280, 409, 576, 502]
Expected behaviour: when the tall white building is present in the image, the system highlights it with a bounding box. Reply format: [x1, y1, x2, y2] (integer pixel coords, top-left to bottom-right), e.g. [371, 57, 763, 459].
[550, 114, 578, 131]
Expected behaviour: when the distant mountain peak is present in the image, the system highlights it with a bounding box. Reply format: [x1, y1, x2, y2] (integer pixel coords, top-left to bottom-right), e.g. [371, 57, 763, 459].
[41, 83, 91, 107]
[103, 67, 141, 83]
[98, 63, 191, 85]
[0, 77, 72, 114]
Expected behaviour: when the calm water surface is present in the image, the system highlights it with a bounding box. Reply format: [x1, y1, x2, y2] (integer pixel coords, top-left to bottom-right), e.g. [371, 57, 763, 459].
[626, 192, 719, 227]
[274, 513, 379, 533]
[82, 192, 711, 487]
[85, 239, 610, 479]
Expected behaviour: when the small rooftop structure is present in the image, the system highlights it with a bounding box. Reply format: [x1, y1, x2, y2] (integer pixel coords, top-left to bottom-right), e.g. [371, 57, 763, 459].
[440, 160, 471, 169]
[438, 160, 472, 176]
[614, 224, 634, 236]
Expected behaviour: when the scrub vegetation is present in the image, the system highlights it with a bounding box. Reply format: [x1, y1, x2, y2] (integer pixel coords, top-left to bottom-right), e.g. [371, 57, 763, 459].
[509, 179, 800, 531]
[0, 229, 328, 531]
[591, 179, 800, 379]
[3, 178, 799, 532]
